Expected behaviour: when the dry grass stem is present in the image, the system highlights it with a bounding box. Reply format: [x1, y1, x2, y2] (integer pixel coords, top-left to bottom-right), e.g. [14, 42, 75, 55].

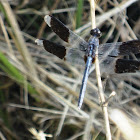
[0, 0, 139, 139]
[90, 0, 112, 140]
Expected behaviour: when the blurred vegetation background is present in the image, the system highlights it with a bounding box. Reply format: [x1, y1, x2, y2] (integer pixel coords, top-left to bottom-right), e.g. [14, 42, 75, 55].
[0, 0, 140, 140]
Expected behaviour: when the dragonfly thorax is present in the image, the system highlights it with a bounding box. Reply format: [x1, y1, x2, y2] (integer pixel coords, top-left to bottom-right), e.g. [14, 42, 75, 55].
[85, 44, 95, 58]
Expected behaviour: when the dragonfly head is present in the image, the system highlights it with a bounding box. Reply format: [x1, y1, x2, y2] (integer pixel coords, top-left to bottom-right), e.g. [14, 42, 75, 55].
[90, 28, 102, 38]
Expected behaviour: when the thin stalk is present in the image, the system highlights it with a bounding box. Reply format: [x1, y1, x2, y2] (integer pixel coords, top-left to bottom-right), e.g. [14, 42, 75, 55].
[89, 0, 112, 140]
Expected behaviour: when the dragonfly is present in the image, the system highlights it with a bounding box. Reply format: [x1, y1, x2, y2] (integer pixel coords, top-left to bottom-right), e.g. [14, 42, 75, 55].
[35, 15, 140, 109]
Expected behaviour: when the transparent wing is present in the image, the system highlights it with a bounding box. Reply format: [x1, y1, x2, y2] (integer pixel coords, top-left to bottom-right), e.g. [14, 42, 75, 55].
[66, 48, 85, 65]
[99, 56, 140, 74]
[44, 15, 88, 51]
[35, 39, 86, 65]
[99, 40, 140, 56]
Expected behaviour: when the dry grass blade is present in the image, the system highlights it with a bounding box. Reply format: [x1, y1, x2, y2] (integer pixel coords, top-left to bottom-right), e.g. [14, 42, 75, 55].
[1, 1, 37, 77]
[90, 0, 112, 140]
[0, 0, 139, 139]
[0, 15, 14, 55]
[97, 0, 139, 26]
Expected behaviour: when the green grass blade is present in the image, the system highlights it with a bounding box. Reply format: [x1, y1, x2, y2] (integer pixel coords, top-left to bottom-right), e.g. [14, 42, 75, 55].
[76, 0, 84, 28]
[0, 52, 37, 95]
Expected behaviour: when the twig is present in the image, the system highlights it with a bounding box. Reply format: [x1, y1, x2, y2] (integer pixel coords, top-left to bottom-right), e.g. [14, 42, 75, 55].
[89, 1, 112, 140]
[103, 91, 116, 106]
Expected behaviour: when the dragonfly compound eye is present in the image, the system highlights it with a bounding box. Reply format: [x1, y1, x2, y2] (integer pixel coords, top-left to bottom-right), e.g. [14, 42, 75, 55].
[90, 28, 102, 38]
